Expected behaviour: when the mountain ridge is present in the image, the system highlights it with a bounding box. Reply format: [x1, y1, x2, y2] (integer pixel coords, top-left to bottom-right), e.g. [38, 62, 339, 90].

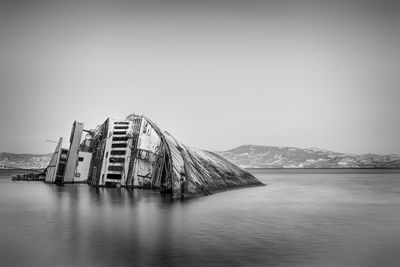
[216, 145, 400, 169]
[2, 145, 400, 169]
[0, 152, 52, 169]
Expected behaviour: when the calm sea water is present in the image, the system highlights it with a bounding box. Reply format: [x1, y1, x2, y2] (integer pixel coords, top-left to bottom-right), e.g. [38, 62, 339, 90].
[1, 169, 399, 267]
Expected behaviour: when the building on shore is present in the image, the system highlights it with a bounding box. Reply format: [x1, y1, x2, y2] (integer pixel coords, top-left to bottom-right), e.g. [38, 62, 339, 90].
[45, 114, 263, 198]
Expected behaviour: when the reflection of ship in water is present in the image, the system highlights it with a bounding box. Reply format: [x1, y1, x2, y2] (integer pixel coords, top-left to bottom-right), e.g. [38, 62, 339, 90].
[44, 113, 263, 199]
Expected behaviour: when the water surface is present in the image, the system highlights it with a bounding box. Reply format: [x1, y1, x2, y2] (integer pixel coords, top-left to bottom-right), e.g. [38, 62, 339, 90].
[1, 169, 399, 267]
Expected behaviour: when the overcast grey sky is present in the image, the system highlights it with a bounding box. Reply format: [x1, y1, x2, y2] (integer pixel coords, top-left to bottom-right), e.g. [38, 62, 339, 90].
[0, 0, 399, 154]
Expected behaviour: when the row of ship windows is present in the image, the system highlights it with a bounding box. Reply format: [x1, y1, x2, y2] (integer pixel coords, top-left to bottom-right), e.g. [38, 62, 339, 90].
[107, 124, 128, 180]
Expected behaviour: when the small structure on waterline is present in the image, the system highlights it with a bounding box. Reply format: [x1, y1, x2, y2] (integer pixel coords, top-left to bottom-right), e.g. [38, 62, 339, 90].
[45, 114, 263, 198]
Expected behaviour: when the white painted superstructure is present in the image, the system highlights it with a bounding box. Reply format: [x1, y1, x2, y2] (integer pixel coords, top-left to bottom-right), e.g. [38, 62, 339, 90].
[75, 151, 92, 182]
[132, 118, 162, 186]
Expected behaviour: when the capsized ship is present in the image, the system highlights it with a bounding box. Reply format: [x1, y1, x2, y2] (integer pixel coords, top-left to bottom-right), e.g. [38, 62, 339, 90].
[45, 114, 263, 198]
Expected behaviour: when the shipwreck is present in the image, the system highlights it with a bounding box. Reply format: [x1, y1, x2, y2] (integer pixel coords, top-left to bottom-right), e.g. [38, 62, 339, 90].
[45, 114, 263, 198]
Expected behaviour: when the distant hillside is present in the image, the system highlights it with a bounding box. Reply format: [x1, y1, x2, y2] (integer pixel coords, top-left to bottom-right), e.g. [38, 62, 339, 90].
[2, 146, 400, 170]
[216, 145, 400, 169]
[0, 153, 52, 169]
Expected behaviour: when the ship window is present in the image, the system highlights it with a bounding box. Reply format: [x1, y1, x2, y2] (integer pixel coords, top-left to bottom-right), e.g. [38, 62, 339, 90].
[108, 166, 124, 172]
[114, 126, 129, 130]
[107, 174, 122, 180]
[113, 131, 127, 135]
[112, 136, 128, 142]
[112, 143, 128, 148]
[111, 150, 126, 155]
[78, 157, 84, 162]
[109, 158, 125, 163]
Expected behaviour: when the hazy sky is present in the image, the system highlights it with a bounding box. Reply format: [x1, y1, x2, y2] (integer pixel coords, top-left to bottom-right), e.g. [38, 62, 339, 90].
[0, 0, 399, 154]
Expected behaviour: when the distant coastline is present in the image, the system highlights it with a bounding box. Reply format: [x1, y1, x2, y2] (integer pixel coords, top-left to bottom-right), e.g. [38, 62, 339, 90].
[2, 167, 399, 180]
[245, 167, 400, 169]
[217, 145, 400, 169]
[2, 144, 400, 170]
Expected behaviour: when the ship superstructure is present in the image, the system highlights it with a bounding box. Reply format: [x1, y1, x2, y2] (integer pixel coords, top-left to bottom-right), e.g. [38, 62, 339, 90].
[45, 114, 262, 198]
